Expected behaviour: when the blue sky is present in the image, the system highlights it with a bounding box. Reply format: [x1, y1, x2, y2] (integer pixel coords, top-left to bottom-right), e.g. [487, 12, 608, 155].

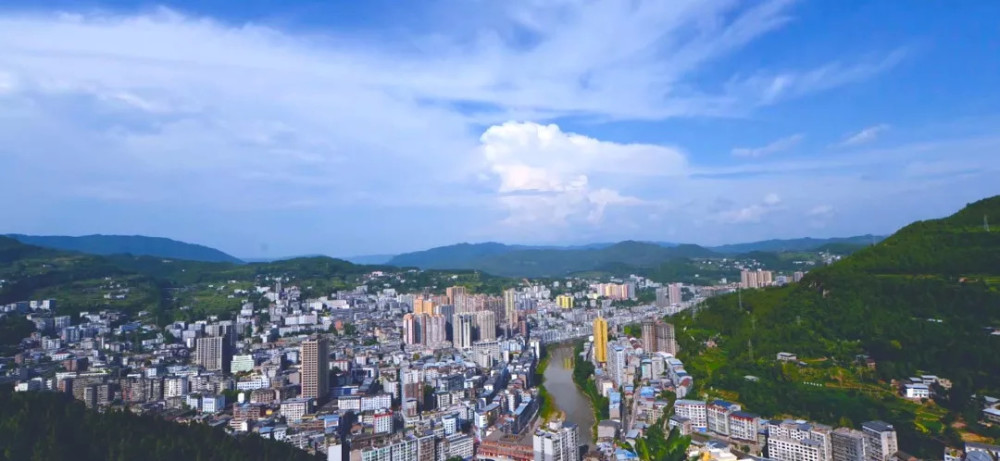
[1, 1, 998, 258]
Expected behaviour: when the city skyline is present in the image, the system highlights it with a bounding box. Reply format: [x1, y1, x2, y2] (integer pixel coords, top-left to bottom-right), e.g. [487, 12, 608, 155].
[1, 1, 998, 257]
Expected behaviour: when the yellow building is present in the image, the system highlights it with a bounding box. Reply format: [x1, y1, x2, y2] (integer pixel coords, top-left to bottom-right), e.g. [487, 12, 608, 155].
[413, 297, 435, 315]
[556, 295, 574, 309]
[593, 316, 608, 363]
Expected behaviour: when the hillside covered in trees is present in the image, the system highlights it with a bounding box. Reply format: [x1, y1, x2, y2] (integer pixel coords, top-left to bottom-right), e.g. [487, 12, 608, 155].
[0, 390, 322, 461]
[0, 236, 386, 322]
[6, 234, 243, 263]
[673, 196, 1000, 457]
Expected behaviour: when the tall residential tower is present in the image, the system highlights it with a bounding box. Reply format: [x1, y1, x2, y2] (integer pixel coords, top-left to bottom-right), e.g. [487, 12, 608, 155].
[301, 337, 330, 401]
[593, 316, 608, 363]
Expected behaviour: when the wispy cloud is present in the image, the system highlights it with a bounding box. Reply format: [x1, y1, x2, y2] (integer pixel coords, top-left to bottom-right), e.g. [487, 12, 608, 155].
[717, 193, 783, 224]
[726, 50, 906, 107]
[0, 4, 963, 254]
[807, 204, 834, 216]
[732, 133, 804, 157]
[840, 124, 890, 147]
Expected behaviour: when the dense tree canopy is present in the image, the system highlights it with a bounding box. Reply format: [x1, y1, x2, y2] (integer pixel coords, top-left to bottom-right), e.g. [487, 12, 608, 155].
[0, 390, 323, 461]
[674, 196, 1000, 457]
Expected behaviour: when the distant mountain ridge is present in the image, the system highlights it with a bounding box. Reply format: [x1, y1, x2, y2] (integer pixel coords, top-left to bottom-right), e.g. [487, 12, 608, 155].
[6, 234, 243, 264]
[387, 241, 715, 277]
[709, 234, 884, 254]
[384, 236, 882, 276]
[342, 254, 396, 265]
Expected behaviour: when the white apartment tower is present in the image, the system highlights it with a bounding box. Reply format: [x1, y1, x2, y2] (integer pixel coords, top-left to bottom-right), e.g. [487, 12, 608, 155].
[533, 420, 580, 461]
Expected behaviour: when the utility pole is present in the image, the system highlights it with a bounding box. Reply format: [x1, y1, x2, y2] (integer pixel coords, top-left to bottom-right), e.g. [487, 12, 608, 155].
[748, 339, 754, 362]
[986, 215, 990, 232]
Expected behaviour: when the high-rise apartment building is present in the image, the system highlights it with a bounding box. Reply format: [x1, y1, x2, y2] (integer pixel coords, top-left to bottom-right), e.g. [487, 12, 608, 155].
[594, 283, 635, 301]
[741, 269, 775, 289]
[474, 310, 497, 342]
[831, 427, 866, 461]
[424, 314, 447, 346]
[435, 303, 455, 330]
[639, 320, 677, 355]
[592, 317, 608, 363]
[668, 283, 682, 305]
[655, 287, 670, 308]
[555, 295, 574, 309]
[655, 322, 677, 355]
[861, 421, 897, 461]
[403, 314, 420, 345]
[503, 288, 518, 329]
[641, 320, 657, 352]
[454, 313, 475, 349]
[446, 286, 467, 307]
[195, 336, 231, 372]
[301, 336, 330, 401]
[413, 296, 435, 315]
[607, 345, 627, 387]
[532, 420, 580, 461]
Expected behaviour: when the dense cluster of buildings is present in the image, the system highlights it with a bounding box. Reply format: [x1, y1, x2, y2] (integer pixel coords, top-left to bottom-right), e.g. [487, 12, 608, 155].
[14, 262, 962, 461]
[670, 398, 903, 461]
[3, 269, 704, 461]
[669, 394, 922, 461]
[587, 315, 693, 455]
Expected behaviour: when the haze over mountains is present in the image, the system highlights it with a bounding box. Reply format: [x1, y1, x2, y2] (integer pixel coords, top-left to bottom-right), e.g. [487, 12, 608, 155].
[372, 235, 882, 277]
[6, 234, 243, 264]
[4, 232, 881, 279]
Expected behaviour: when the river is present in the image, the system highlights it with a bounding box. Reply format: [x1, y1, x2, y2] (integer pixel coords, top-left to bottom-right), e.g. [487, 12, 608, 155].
[542, 342, 596, 448]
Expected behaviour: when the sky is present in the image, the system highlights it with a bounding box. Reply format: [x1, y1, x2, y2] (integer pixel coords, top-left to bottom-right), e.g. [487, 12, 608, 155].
[1, 1, 998, 258]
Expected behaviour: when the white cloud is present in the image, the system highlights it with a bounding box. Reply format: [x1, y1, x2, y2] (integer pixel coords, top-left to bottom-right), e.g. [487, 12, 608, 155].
[805, 204, 835, 228]
[732, 134, 804, 157]
[840, 124, 890, 147]
[479, 121, 680, 226]
[718, 193, 782, 223]
[728, 50, 906, 107]
[0, 71, 15, 94]
[807, 204, 834, 216]
[0, 5, 929, 252]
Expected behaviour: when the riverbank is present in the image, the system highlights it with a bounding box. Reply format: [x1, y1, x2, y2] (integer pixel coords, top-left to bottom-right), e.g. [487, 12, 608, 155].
[570, 340, 610, 440]
[535, 347, 558, 421]
[541, 342, 596, 447]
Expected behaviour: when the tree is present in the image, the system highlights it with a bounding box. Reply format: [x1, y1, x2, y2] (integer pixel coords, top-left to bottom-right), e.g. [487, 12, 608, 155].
[631, 412, 690, 461]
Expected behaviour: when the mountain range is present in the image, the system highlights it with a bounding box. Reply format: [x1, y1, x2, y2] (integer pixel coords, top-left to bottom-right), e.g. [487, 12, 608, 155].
[3, 233, 883, 279]
[384, 241, 717, 278]
[376, 235, 881, 277]
[5, 234, 243, 264]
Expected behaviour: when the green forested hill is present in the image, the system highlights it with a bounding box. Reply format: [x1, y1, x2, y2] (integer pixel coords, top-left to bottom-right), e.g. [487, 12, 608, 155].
[389, 241, 717, 277]
[709, 234, 883, 254]
[0, 390, 322, 461]
[0, 237, 382, 321]
[6, 234, 243, 263]
[674, 196, 1000, 456]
